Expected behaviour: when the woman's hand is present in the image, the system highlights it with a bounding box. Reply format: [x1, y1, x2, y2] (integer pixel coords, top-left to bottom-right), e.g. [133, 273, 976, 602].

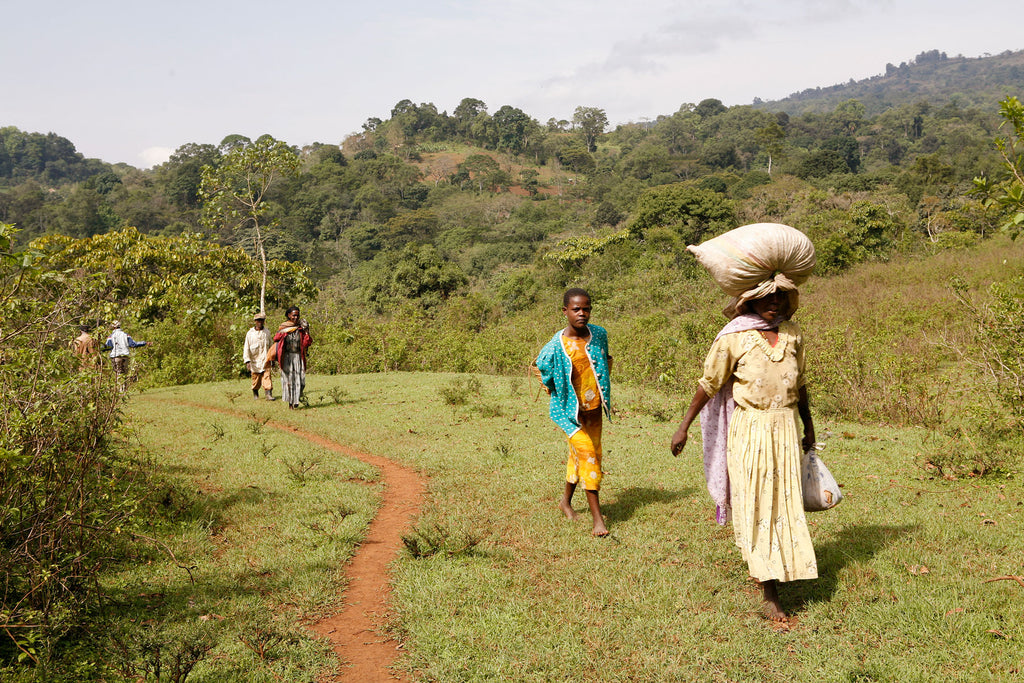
[670, 427, 688, 457]
[671, 386, 711, 457]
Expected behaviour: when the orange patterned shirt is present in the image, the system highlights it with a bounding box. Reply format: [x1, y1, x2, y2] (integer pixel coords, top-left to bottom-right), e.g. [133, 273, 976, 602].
[561, 334, 601, 412]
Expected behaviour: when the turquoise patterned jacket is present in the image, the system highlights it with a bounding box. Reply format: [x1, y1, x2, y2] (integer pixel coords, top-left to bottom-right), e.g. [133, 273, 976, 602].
[535, 324, 612, 436]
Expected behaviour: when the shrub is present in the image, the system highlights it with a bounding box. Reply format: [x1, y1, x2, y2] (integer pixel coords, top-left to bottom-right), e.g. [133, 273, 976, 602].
[1, 225, 137, 666]
[1, 223, 148, 667]
[402, 521, 487, 559]
[437, 376, 483, 405]
[953, 275, 1024, 422]
[803, 201, 901, 274]
[931, 230, 980, 250]
[925, 403, 1022, 476]
[628, 183, 735, 244]
[139, 316, 240, 388]
[0, 356, 129, 663]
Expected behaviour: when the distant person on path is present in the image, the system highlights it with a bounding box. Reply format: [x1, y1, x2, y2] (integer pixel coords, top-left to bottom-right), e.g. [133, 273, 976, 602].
[71, 324, 101, 369]
[534, 288, 614, 537]
[243, 312, 275, 401]
[103, 320, 148, 391]
[273, 306, 312, 409]
[670, 289, 817, 622]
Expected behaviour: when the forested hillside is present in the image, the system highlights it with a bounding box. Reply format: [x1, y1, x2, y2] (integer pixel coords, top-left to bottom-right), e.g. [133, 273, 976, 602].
[1, 51, 1022, 398]
[0, 68, 1014, 274]
[2, 48, 1023, 395]
[758, 48, 1024, 116]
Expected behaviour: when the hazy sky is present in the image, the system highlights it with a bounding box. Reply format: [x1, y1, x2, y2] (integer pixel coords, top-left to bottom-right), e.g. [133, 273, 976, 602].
[3, 0, 1020, 168]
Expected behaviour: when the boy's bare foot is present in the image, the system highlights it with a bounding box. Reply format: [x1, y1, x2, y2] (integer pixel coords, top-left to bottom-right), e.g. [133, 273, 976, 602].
[558, 499, 580, 521]
[582, 490, 608, 536]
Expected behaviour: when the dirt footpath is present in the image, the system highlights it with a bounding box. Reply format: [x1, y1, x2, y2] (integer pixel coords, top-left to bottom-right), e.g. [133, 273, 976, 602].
[177, 402, 425, 682]
[297, 425, 425, 682]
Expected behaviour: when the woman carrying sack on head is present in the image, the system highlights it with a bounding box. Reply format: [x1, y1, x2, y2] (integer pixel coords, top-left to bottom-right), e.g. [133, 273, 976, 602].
[670, 224, 819, 623]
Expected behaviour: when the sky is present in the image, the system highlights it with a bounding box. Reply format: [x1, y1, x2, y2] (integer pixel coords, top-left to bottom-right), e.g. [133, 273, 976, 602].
[3, 0, 1020, 168]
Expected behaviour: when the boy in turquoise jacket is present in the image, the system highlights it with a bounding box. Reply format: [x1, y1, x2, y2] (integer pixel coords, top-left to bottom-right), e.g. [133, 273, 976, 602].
[535, 288, 613, 536]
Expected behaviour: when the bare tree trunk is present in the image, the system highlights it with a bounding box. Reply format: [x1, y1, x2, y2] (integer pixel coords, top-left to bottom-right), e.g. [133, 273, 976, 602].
[254, 221, 267, 314]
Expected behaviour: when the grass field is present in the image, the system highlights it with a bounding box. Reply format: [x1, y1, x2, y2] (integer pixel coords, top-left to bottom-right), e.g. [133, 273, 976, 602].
[124, 372, 1023, 682]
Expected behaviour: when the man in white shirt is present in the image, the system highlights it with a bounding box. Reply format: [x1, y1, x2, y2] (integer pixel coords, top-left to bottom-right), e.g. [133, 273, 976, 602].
[103, 320, 147, 391]
[243, 312, 275, 400]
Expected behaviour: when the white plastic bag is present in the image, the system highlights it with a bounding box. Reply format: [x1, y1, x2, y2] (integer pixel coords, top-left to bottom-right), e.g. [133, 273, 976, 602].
[802, 443, 842, 512]
[687, 223, 816, 297]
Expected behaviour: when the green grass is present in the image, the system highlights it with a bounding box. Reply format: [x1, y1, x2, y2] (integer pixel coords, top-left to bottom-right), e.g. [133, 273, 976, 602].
[114, 372, 1023, 682]
[89, 390, 381, 682]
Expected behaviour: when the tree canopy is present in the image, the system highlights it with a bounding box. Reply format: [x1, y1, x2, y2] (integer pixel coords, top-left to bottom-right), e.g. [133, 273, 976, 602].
[199, 135, 301, 312]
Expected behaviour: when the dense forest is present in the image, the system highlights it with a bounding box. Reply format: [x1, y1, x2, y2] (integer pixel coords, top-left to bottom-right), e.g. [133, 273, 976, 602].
[0, 49, 1022, 379]
[2, 49, 1023, 389]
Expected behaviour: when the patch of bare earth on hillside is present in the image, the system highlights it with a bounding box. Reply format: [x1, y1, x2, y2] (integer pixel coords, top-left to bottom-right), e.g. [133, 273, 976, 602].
[416, 150, 563, 196]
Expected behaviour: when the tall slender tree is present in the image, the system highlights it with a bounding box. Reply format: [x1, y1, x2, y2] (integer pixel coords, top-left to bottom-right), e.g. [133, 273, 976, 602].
[199, 135, 300, 314]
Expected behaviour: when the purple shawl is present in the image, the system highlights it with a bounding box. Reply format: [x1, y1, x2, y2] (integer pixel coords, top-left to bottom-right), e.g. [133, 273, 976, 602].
[700, 313, 777, 525]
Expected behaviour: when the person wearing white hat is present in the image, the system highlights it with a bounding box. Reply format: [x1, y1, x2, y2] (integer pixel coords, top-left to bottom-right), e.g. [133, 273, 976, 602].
[243, 312, 275, 400]
[103, 320, 148, 391]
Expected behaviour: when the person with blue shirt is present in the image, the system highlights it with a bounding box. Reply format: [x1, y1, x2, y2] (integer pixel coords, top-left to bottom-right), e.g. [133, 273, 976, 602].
[104, 320, 148, 391]
[534, 288, 613, 537]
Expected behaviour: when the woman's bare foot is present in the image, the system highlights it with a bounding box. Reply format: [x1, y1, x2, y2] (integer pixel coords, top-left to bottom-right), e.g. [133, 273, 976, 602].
[558, 498, 580, 521]
[760, 580, 787, 622]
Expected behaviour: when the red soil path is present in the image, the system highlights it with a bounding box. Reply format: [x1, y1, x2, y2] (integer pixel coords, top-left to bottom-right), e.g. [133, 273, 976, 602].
[300, 425, 425, 682]
[161, 400, 425, 682]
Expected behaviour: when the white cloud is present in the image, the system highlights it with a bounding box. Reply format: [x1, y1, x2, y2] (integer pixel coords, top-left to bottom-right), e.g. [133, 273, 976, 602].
[138, 147, 173, 168]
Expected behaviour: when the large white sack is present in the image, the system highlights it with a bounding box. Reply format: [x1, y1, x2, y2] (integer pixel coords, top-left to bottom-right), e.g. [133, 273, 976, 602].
[686, 223, 815, 297]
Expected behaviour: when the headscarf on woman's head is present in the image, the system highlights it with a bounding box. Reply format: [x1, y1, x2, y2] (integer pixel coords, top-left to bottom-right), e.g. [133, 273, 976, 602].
[723, 272, 799, 320]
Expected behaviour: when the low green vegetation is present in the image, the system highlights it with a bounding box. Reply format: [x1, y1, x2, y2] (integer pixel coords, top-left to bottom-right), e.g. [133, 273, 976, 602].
[1, 390, 379, 681]
[14, 373, 1019, 681]
[3, 208, 1024, 678]
[370, 375, 1022, 683]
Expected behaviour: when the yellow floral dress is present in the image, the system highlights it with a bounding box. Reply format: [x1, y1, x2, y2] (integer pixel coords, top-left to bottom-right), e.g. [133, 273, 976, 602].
[562, 334, 604, 491]
[698, 321, 818, 582]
